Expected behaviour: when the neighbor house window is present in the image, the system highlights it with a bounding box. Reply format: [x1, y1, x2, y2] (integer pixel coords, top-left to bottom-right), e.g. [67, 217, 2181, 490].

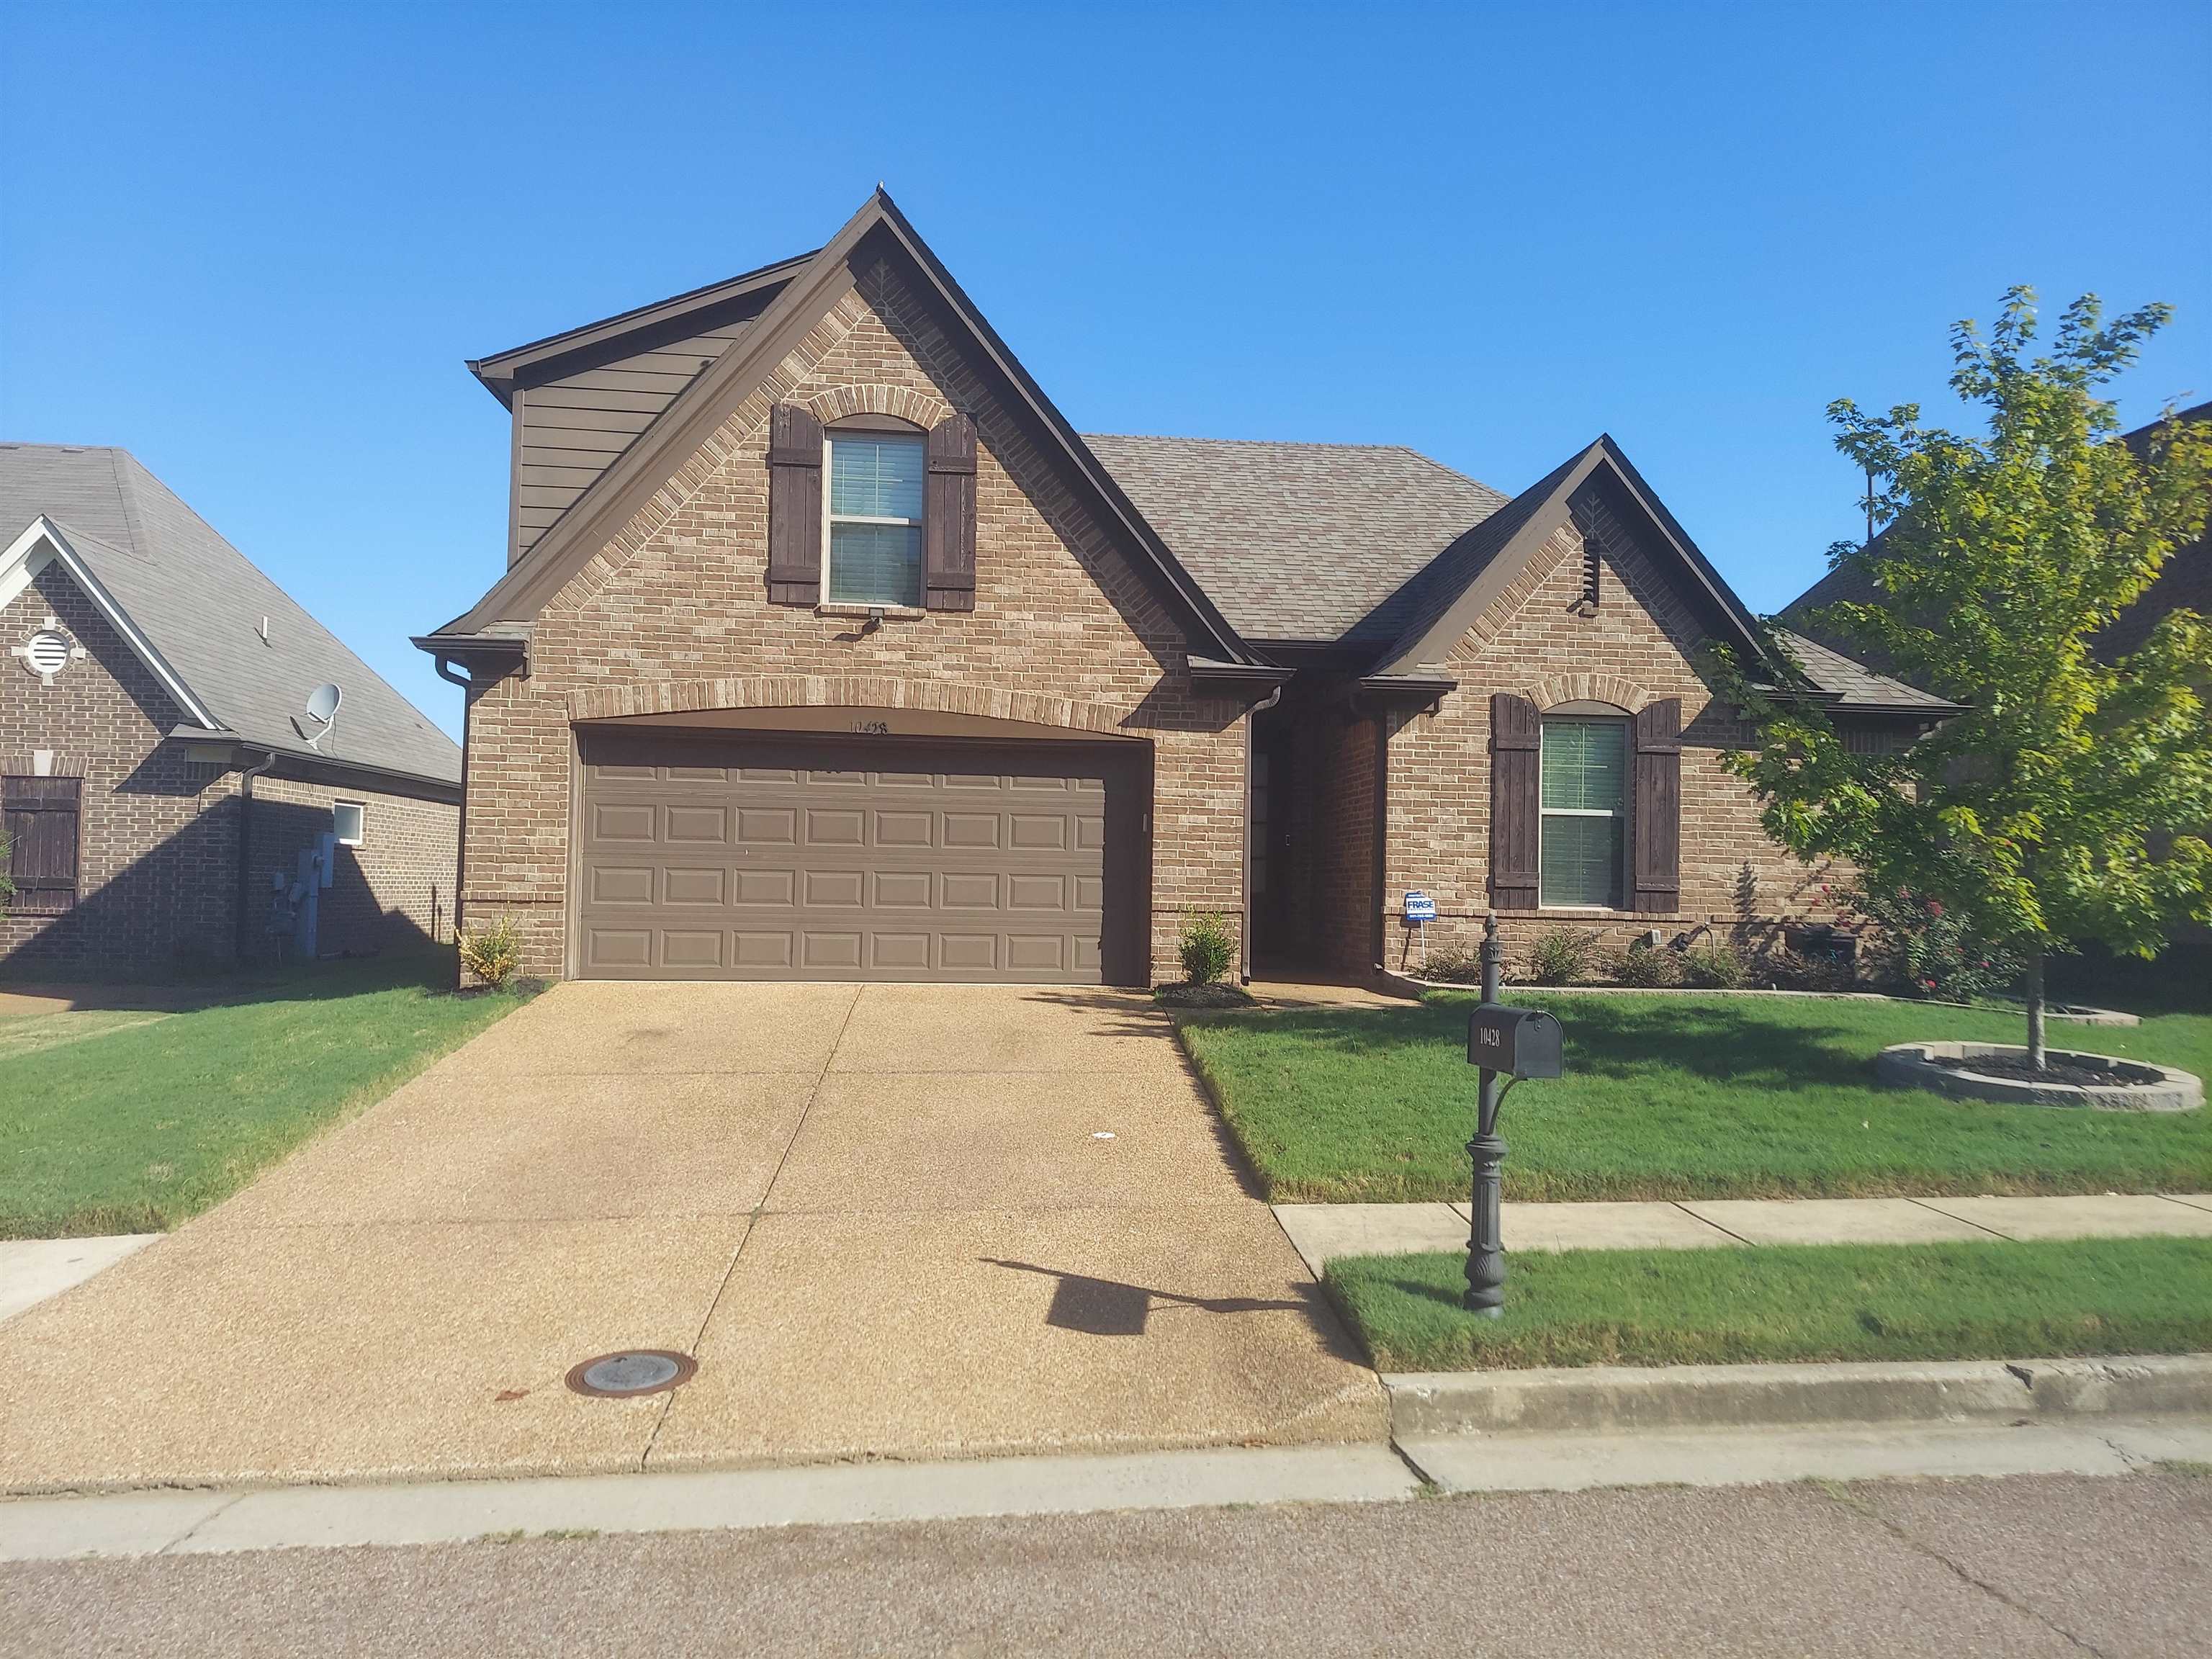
[333, 800, 365, 847]
[824, 432, 925, 607]
[1539, 719, 1626, 908]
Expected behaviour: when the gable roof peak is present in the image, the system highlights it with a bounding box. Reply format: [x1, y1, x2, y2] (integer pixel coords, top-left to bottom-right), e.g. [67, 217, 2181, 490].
[439, 192, 1255, 665]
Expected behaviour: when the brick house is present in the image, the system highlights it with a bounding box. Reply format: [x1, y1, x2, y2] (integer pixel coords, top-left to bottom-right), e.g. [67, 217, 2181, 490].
[421, 191, 1940, 988]
[1, 446, 462, 974]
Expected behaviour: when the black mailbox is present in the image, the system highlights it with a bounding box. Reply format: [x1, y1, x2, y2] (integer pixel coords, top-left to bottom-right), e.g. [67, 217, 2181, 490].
[1466, 1003, 1564, 1079]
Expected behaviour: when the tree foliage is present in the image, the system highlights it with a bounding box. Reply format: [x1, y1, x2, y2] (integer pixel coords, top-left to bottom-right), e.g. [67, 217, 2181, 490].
[1722, 288, 2212, 1050]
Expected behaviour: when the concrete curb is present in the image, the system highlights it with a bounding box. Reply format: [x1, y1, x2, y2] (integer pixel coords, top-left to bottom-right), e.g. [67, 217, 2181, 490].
[1383, 1352, 2212, 1437]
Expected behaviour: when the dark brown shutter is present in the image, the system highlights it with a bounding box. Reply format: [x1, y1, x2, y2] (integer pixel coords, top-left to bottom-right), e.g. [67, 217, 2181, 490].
[1632, 698, 1683, 913]
[1488, 694, 1541, 912]
[765, 404, 824, 605]
[924, 412, 978, 611]
[4, 775, 81, 914]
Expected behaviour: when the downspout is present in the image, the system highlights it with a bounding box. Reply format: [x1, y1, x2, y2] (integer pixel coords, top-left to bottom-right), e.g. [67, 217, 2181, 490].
[433, 656, 475, 961]
[233, 749, 277, 961]
[1241, 683, 1284, 985]
[1370, 708, 1390, 981]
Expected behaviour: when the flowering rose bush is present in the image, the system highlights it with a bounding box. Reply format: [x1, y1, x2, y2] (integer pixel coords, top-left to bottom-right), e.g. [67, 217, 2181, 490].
[1843, 885, 2023, 1003]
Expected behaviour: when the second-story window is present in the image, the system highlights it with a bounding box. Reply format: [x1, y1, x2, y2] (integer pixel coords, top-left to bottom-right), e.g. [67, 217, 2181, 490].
[824, 432, 925, 607]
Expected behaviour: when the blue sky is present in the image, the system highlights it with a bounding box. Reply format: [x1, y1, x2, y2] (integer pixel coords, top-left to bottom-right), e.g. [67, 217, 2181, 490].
[4, 1, 2206, 739]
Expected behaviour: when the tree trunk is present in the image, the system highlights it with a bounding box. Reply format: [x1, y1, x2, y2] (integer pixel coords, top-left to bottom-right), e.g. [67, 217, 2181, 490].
[2024, 945, 2046, 1071]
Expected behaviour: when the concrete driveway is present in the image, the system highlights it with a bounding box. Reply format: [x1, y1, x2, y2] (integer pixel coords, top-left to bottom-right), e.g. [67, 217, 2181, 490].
[0, 984, 1383, 1493]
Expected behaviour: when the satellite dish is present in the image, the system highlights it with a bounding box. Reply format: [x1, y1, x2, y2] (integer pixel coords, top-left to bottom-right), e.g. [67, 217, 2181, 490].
[300, 683, 343, 751]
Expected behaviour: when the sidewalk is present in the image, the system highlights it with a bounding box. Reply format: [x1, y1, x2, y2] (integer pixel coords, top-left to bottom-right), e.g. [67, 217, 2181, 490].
[1273, 1192, 2212, 1273]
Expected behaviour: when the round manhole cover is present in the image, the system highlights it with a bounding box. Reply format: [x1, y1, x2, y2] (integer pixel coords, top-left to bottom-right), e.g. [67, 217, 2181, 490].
[565, 1349, 697, 1398]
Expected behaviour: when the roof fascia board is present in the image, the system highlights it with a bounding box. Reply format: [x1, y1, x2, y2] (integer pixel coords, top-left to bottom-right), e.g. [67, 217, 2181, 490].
[452, 190, 1254, 665]
[2, 517, 222, 729]
[171, 727, 463, 801]
[1377, 446, 1611, 673]
[1589, 434, 1764, 657]
[467, 251, 819, 405]
[453, 202, 889, 633]
[866, 194, 1251, 665]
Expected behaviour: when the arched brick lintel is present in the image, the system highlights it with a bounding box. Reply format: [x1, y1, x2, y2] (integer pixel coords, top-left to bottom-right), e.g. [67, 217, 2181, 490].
[1521, 673, 1653, 714]
[566, 675, 1130, 736]
[801, 383, 953, 431]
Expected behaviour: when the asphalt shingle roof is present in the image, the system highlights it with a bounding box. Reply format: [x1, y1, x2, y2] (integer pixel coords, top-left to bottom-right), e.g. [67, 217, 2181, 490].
[1082, 434, 1509, 644]
[1773, 629, 1954, 711]
[1, 444, 460, 786]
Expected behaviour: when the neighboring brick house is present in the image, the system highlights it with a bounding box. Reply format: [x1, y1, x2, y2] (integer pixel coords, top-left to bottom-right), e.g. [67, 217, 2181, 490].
[1, 446, 462, 974]
[421, 191, 1939, 988]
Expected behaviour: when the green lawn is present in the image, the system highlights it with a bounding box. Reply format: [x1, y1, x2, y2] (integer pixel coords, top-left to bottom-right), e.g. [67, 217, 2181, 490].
[1326, 1236, 2212, 1370]
[0, 953, 535, 1238]
[1177, 992, 2212, 1202]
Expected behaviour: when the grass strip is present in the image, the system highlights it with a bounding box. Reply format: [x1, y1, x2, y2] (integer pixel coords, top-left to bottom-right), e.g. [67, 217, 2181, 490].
[0, 953, 536, 1238]
[1324, 1235, 2212, 1371]
[1177, 992, 2212, 1202]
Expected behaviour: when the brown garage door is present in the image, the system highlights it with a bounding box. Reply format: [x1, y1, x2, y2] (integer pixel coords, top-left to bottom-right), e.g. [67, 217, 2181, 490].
[575, 732, 1148, 984]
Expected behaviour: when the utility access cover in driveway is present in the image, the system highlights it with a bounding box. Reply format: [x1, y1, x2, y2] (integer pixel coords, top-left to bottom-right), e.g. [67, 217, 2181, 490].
[0, 983, 1384, 1493]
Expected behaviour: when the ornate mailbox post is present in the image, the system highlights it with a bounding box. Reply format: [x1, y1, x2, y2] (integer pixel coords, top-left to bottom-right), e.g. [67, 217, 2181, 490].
[1463, 911, 1564, 1315]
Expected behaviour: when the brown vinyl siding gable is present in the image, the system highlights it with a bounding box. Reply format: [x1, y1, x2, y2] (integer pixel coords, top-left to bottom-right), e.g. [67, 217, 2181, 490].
[512, 320, 755, 565]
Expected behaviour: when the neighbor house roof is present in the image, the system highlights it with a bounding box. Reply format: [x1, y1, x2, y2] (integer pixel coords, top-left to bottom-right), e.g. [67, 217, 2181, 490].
[1, 444, 461, 788]
[1079, 435, 1509, 644]
[1784, 400, 2211, 670]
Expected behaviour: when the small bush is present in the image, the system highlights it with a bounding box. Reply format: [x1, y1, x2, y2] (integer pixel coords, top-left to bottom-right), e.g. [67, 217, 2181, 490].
[1179, 912, 1236, 985]
[1424, 945, 1485, 984]
[1846, 886, 2023, 1003]
[1524, 928, 1599, 986]
[1681, 939, 1748, 989]
[1608, 943, 1683, 988]
[458, 914, 523, 989]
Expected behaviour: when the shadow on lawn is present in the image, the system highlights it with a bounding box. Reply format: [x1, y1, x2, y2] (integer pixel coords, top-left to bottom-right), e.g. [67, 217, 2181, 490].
[0, 948, 480, 1019]
[1223, 995, 1887, 1094]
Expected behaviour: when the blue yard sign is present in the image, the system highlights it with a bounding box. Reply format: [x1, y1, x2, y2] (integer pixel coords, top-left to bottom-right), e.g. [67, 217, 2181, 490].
[1403, 890, 1437, 923]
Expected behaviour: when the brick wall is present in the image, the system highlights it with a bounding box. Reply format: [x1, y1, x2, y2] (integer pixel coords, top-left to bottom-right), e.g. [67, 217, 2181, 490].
[1, 564, 235, 972]
[244, 774, 458, 961]
[460, 256, 1248, 984]
[1384, 487, 1843, 972]
[2, 561, 459, 974]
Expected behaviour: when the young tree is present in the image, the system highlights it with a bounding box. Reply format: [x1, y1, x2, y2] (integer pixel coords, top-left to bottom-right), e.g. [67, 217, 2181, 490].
[1727, 288, 2212, 1066]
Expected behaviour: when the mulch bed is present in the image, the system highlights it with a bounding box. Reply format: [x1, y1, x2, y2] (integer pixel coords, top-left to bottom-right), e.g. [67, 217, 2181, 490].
[1930, 1052, 2136, 1087]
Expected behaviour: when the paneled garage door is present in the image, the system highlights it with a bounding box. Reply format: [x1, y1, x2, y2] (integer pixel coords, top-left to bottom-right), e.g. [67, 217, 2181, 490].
[575, 732, 1148, 984]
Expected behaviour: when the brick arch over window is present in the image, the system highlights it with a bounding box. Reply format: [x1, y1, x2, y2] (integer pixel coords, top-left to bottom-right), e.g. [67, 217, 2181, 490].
[1520, 673, 1655, 714]
[800, 383, 953, 432]
[565, 674, 1133, 736]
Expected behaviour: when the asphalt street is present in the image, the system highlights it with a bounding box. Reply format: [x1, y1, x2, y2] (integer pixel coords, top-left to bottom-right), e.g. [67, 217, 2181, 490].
[5, 1468, 2205, 1657]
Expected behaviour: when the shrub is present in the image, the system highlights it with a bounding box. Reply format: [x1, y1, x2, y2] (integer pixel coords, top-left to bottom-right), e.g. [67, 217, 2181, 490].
[1424, 945, 1485, 984]
[1524, 928, 1599, 986]
[458, 914, 523, 989]
[1608, 943, 1683, 988]
[1845, 885, 2023, 1003]
[1681, 939, 1748, 989]
[1179, 912, 1236, 985]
